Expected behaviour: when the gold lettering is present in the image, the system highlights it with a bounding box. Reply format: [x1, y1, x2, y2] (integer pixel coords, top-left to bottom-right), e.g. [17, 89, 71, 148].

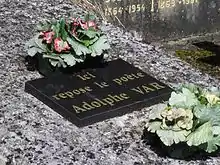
[137, 72, 145, 78]
[103, 97, 115, 106]
[131, 87, 144, 94]
[87, 72, 96, 78]
[118, 7, 123, 13]
[112, 78, 122, 85]
[142, 85, 155, 92]
[125, 74, 134, 80]
[119, 93, 130, 99]
[113, 72, 145, 85]
[121, 76, 128, 82]
[76, 74, 88, 81]
[141, 4, 145, 11]
[72, 105, 86, 113]
[82, 101, 95, 110]
[131, 83, 157, 94]
[52, 95, 60, 100]
[151, 0, 155, 12]
[94, 82, 109, 88]
[72, 92, 130, 113]
[113, 7, 117, 15]
[76, 72, 95, 81]
[94, 98, 108, 106]
[79, 88, 86, 93]
[108, 94, 124, 102]
[58, 93, 68, 99]
[103, 0, 199, 16]
[171, 0, 175, 7]
[160, 0, 165, 8]
[131, 4, 136, 13]
[72, 90, 81, 95]
[91, 101, 102, 108]
[166, 0, 170, 8]
[136, 4, 141, 12]
[149, 82, 166, 90]
[85, 86, 92, 92]
[130, 73, 139, 79]
[52, 86, 93, 100]
[64, 91, 74, 98]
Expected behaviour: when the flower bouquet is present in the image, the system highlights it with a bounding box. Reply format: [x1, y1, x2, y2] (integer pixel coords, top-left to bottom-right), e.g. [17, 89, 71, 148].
[25, 14, 110, 76]
[145, 84, 220, 158]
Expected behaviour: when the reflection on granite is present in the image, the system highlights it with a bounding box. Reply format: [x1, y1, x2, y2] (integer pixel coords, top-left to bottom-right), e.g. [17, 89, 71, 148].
[0, 0, 220, 164]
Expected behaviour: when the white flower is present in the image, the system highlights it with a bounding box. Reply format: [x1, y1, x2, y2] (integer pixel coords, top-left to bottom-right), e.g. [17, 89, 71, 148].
[205, 93, 220, 105]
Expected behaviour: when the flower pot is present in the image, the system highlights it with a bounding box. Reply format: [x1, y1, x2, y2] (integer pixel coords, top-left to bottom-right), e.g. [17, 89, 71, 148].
[26, 53, 106, 77]
[36, 54, 61, 76]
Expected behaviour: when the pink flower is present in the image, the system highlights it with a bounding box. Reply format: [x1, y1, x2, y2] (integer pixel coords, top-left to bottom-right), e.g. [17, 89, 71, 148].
[71, 17, 97, 30]
[71, 27, 77, 36]
[72, 20, 79, 26]
[87, 21, 97, 29]
[79, 20, 88, 30]
[54, 38, 70, 53]
[72, 18, 83, 27]
[42, 31, 55, 44]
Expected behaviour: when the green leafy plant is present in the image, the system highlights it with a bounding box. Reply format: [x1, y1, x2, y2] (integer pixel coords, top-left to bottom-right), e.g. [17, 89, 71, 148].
[25, 14, 110, 69]
[146, 84, 220, 155]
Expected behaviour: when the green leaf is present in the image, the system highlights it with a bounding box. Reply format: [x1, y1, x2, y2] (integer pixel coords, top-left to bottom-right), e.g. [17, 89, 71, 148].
[81, 36, 99, 47]
[213, 126, 220, 135]
[187, 122, 213, 146]
[194, 105, 220, 126]
[60, 18, 68, 40]
[149, 104, 166, 120]
[78, 29, 99, 39]
[27, 47, 43, 56]
[89, 35, 110, 57]
[43, 54, 67, 68]
[67, 37, 91, 56]
[178, 83, 201, 95]
[49, 59, 59, 67]
[206, 135, 220, 153]
[52, 21, 60, 38]
[84, 13, 96, 21]
[157, 129, 190, 146]
[60, 54, 76, 66]
[147, 121, 161, 133]
[25, 33, 47, 56]
[36, 20, 51, 31]
[34, 37, 47, 51]
[25, 33, 41, 49]
[207, 86, 220, 97]
[169, 88, 199, 108]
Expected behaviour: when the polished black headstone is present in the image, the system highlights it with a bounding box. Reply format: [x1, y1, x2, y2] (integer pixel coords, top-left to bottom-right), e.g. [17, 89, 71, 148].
[25, 59, 172, 127]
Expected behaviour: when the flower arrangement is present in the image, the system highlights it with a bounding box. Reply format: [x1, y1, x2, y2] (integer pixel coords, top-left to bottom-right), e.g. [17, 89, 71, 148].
[145, 84, 220, 158]
[25, 14, 110, 75]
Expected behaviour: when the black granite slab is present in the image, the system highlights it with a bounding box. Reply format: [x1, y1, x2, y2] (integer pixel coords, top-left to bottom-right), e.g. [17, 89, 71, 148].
[25, 59, 172, 127]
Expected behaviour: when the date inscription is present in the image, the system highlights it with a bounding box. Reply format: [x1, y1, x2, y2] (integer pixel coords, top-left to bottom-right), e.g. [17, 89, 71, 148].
[103, 0, 199, 16]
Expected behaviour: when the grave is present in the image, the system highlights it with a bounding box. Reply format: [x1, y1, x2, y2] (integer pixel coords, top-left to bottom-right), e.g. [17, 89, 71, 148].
[89, 0, 220, 41]
[25, 59, 172, 127]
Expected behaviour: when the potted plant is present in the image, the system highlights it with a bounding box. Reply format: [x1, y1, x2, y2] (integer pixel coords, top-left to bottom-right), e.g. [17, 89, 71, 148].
[25, 14, 110, 76]
[144, 84, 220, 159]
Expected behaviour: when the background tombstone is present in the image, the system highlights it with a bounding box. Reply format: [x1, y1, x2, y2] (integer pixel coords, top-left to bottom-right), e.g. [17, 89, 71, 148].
[89, 0, 220, 42]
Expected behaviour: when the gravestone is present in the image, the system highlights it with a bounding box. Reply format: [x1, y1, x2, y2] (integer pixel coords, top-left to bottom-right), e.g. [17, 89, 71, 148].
[25, 59, 172, 127]
[90, 0, 220, 41]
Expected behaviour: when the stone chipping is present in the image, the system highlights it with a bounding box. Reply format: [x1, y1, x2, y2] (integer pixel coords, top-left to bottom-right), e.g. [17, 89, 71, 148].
[0, 0, 220, 164]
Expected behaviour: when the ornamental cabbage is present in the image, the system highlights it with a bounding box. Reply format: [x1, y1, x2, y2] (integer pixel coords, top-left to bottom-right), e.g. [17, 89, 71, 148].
[146, 84, 220, 154]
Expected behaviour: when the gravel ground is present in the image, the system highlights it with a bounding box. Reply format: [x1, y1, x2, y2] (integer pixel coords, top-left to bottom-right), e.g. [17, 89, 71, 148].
[1, 0, 220, 165]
